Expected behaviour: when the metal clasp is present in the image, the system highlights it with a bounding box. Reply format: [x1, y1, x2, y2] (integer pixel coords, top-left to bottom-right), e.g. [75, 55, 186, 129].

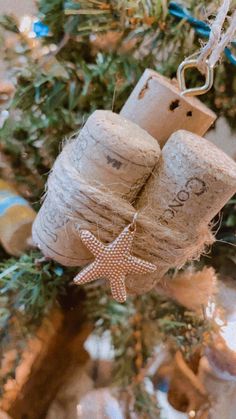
[177, 59, 214, 97]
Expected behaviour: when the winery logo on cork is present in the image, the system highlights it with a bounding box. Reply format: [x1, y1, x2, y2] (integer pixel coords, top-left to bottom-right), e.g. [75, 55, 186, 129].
[159, 177, 207, 225]
[106, 155, 122, 170]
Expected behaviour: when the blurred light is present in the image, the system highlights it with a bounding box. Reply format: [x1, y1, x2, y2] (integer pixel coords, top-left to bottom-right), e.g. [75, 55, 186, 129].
[76, 404, 82, 418]
[206, 300, 236, 352]
[19, 16, 32, 33]
[19, 16, 36, 38]
[0, 110, 9, 128]
[221, 321, 236, 351]
[19, 16, 49, 39]
[33, 21, 49, 38]
[206, 300, 224, 326]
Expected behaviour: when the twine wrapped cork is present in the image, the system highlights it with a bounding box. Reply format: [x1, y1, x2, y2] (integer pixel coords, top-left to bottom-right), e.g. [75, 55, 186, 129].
[32, 110, 161, 266]
[126, 130, 236, 294]
[120, 69, 216, 147]
[139, 130, 236, 228]
[33, 114, 236, 297]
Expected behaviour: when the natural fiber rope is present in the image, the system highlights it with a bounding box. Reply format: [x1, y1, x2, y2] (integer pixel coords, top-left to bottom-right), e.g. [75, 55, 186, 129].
[198, 0, 236, 70]
[46, 140, 214, 276]
[209, 9, 236, 67]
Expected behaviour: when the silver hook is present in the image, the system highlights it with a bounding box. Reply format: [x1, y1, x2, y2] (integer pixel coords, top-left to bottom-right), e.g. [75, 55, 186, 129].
[129, 212, 138, 232]
[177, 59, 214, 97]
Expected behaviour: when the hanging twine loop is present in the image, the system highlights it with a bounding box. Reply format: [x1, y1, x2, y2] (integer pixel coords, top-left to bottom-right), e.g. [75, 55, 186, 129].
[177, 0, 236, 96]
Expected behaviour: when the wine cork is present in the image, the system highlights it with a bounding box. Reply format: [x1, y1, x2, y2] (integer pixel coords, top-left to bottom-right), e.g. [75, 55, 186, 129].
[0, 180, 36, 256]
[68, 110, 161, 200]
[121, 69, 216, 148]
[32, 111, 161, 266]
[126, 130, 236, 295]
[139, 130, 236, 229]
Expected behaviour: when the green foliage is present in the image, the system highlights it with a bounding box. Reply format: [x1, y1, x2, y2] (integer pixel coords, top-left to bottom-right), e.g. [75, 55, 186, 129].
[0, 252, 72, 391]
[0, 252, 68, 348]
[0, 14, 19, 33]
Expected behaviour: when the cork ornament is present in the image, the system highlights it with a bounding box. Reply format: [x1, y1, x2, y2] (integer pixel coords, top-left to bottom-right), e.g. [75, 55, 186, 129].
[33, 8, 236, 301]
[32, 115, 236, 301]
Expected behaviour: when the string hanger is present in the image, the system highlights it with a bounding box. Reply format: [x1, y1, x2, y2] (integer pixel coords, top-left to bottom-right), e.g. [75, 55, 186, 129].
[172, 0, 236, 96]
[197, 0, 236, 70]
[169, 1, 236, 66]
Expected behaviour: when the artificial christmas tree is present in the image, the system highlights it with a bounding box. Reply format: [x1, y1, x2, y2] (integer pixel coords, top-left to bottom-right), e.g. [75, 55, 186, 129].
[0, 1, 236, 418]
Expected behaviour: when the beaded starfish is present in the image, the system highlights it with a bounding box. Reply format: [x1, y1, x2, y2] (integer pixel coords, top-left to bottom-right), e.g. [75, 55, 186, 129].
[73, 217, 156, 303]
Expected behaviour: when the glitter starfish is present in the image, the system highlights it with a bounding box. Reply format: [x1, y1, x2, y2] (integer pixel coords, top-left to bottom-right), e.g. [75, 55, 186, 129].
[73, 219, 156, 303]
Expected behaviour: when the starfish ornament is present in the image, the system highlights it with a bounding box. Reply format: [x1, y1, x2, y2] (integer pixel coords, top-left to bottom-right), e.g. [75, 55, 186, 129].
[73, 217, 156, 303]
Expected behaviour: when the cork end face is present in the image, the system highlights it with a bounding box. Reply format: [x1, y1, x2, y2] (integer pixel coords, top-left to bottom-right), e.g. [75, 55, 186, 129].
[86, 110, 161, 164]
[32, 214, 93, 267]
[165, 130, 236, 187]
[121, 68, 216, 147]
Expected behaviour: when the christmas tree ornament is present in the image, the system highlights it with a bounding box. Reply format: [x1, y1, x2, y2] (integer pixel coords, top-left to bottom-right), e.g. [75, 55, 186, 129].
[33, 117, 236, 299]
[32, 110, 161, 266]
[32, 0, 236, 300]
[74, 214, 156, 303]
[120, 69, 216, 148]
[76, 388, 124, 419]
[0, 179, 36, 256]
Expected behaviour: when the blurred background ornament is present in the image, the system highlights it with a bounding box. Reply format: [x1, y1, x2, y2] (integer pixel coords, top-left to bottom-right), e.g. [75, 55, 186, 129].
[33, 20, 49, 38]
[0, 179, 35, 256]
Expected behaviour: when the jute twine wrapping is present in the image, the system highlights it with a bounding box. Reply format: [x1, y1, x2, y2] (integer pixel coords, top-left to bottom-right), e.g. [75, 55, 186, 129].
[32, 109, 236, 295]
[32, 110, 161, 266]
[33, 151, 214, 291]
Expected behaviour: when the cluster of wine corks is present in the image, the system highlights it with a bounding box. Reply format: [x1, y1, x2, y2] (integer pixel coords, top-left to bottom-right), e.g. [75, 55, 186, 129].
[32, 111, 161, 267]
[126, 130, 236, 295]
[32, 99, 236, 299]
[120, 69, 216, 148]
[0, 179, 35, 256]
